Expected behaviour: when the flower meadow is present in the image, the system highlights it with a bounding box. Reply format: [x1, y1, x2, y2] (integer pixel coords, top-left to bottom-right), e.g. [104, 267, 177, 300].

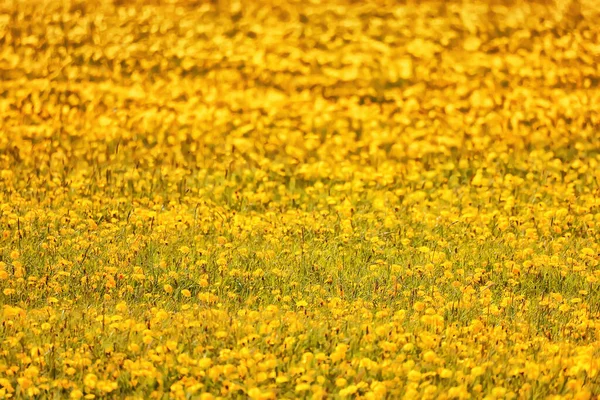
[1, 0, 600, 398]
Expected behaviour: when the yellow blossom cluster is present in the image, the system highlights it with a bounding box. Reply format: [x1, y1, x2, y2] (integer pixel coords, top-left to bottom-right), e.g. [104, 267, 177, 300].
[1, 0, 599, 398]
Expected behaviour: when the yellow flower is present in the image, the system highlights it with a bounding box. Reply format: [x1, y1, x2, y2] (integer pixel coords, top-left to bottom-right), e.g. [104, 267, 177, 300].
[166, 340, 178, 351]
[248, 387, 261, 399]
[179, 245, 191, 254]
[339, 385, 358, 397]
[407, 370, 422, 382]
[155, 310, 169, 321]
[295, 383, 311, 392]
[335, 378, 347, 387]
[3, 305, 25, 319]
[83, 373, 98, 389]
[440, 369, 453, 379]
[423, 350, 437, 363]
[115, 301, 128, 313]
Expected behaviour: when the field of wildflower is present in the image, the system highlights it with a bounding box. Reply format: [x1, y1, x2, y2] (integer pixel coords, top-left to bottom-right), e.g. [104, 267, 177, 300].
[1, 0, 599, 398]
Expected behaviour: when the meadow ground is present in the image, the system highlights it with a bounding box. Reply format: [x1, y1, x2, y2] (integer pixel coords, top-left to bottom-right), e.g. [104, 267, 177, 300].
[1, 0, 600, 398]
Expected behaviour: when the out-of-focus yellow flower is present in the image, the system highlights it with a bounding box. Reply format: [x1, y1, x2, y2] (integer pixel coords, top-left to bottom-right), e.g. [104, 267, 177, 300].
[179, 246, 191, 255]
[83, 374, 98, 389]
[115, 301, 128, 313]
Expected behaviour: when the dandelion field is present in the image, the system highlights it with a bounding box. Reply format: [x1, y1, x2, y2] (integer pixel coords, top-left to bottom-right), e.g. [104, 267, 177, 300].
[1, 0, 600, 398]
